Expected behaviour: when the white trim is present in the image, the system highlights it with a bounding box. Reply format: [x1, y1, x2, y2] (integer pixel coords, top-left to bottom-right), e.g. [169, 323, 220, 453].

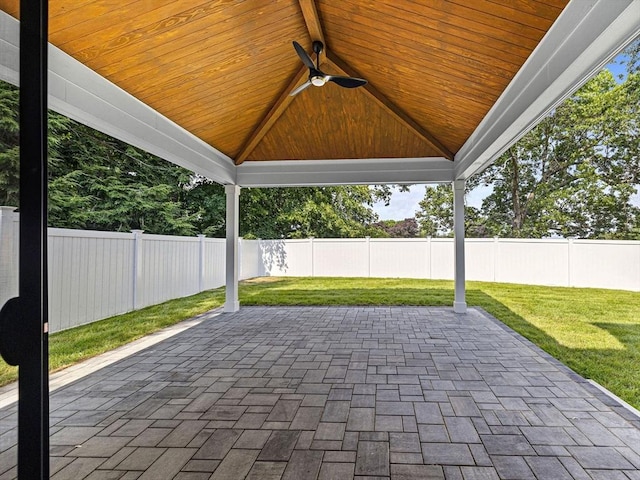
[0, 11, 236, 185]
[455, 0, 640, 180]
[237, 157, 453, 187]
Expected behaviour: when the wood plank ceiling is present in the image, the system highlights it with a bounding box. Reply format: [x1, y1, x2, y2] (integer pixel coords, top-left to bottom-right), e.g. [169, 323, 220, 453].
[0, 0, 568, 164]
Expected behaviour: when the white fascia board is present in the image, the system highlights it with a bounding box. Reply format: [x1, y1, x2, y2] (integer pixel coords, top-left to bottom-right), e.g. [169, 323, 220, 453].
[0, 11, 236, 185]
[236, 157, 454, 187]
[454, 0, 640, 181]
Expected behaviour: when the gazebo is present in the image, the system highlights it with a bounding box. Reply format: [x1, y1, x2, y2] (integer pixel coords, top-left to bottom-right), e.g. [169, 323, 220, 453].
[0, 0, 638, 477]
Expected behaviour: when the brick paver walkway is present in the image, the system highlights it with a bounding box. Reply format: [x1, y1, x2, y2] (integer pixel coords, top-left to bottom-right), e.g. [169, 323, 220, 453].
[1, 306, 639, 479]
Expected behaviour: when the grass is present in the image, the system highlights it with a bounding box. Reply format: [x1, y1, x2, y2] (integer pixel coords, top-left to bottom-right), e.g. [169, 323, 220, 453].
[1, 276, 638, 409]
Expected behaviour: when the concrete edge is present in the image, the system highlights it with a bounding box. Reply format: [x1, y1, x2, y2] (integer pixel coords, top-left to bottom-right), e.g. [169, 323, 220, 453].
[587, 379, 640, 421]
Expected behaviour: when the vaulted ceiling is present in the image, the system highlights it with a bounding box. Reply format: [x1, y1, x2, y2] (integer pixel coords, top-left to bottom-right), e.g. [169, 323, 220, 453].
[0, 0, 637, 187]
[0, 0, 567, 163]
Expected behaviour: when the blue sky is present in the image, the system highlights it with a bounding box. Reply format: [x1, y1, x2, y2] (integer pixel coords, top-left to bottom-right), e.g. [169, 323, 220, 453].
[373, 53, 637, 221]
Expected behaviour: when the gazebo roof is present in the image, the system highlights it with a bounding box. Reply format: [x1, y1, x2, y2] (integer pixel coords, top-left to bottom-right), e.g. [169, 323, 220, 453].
[0, 0, 638, 186]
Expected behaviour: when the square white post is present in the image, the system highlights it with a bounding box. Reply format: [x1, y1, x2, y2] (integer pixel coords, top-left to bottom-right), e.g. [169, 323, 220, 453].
[453, 180, 467, 313]
[224, 185, 240, 312]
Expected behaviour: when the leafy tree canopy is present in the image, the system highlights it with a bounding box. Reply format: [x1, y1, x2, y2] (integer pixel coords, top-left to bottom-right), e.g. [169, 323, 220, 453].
[416, 40, 640, 240]
[0, 80, 387, 238]
[372, 218, 419, 238]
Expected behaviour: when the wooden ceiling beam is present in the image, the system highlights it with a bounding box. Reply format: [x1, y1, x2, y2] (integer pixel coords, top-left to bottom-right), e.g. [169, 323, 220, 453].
[327, 52, 454, 161]
[236, 0, 326, 164]
[235, 65, 309, 165]
[298, 0, 325, 45]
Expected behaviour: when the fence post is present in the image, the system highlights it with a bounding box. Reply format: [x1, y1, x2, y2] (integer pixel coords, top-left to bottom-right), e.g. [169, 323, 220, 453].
[131, 230, 143, 310]
[238, 237, 243, 281]
[427, 236, 432, 279]
[493, 237, 499, 282]
[366, 236, 371, 277]
[567, 237, 574, 287]
[0, 207, 18, 308]
[310, 237, 315, 277]
[198, 234, 205, 292]
[257, 238, 264, 277]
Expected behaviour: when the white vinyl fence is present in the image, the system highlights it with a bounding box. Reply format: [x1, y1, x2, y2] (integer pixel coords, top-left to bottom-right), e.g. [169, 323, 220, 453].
[1, 207, 639, 332]
[0, 208, 259, 332]
[258, 237, 640, 292]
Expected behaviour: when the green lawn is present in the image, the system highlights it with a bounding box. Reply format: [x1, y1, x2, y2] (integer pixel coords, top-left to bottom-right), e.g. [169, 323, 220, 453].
[1, 277, 638, 409]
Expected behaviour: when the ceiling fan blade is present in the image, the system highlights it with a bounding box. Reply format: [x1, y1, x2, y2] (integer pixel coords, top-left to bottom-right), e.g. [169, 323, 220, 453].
[327, 75, 368, 88]
[290, 80, 312, 97]
[293, 41, 315, 70]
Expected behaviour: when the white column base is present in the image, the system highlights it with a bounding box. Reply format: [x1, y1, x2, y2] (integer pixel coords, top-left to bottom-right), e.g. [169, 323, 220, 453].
[453, 301, 467, 314]
[224, 301, 240, 313]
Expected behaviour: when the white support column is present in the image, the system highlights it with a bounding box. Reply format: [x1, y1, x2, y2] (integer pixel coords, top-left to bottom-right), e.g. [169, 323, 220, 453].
[453, 180, 467, 313]
[224, 185, 241, 312]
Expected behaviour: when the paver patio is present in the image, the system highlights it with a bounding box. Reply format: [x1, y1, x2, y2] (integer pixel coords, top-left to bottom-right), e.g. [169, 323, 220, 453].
[1, 306, 639, 479]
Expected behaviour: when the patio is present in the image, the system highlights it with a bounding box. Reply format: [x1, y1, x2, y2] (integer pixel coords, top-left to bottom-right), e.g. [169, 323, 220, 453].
[1, 306, 639, 479]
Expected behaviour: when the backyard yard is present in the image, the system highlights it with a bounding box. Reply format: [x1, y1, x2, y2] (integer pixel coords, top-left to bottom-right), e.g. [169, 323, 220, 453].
[1, 277, 638, 410]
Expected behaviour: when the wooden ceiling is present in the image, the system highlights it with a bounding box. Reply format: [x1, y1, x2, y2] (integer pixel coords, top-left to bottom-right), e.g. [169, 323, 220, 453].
[0, 0, 569, 164]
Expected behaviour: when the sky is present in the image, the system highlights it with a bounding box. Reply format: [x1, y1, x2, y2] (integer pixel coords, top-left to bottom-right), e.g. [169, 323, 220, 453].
[372, 184, 491, 221]
[372, 52, 637, 221]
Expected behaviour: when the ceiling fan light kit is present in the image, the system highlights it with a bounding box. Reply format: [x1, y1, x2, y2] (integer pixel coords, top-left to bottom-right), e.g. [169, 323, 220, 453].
[290, 40, 367, 96]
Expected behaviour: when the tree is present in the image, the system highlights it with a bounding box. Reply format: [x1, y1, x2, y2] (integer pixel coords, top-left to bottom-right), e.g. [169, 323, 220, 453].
[475, 68, 639, 238]
[372, 218, 419, 237]
[48, 120, 199, 235]
[415, 73, 639, 239]
[416, 184, 484, 237]
[413, 40, 640, 240]
[184, 180, 384, 239]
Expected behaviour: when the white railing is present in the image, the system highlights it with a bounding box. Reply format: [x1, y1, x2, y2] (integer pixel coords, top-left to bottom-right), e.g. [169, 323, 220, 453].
[1, 207, 639, 332]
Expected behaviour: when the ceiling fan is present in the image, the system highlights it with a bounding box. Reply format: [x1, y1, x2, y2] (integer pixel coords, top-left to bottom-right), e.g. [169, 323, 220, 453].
[290, 40, 367, 96]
